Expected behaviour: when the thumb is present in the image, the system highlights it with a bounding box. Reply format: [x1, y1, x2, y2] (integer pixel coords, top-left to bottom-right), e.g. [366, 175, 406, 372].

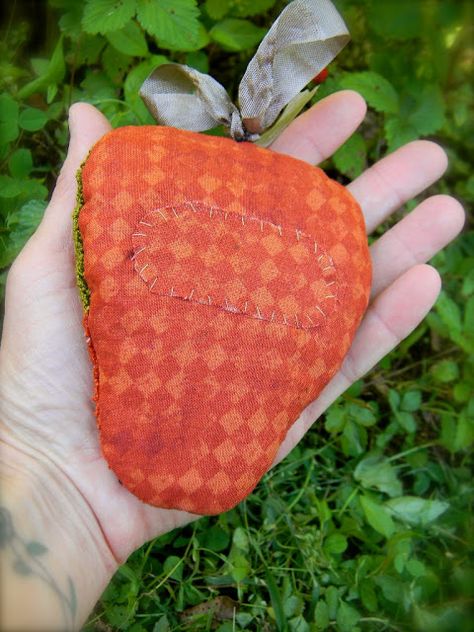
[36, 102, 112, 252]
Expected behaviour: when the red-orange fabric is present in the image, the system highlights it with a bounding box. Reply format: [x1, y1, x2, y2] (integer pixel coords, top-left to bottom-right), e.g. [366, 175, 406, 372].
[78, 125, 371, 515]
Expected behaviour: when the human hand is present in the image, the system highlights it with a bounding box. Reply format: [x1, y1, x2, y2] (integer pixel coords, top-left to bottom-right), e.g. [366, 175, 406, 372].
[0, 95, 464, 629]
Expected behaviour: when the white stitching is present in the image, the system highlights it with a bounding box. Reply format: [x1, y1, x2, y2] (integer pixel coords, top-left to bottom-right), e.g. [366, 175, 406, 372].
[132, 201, 339, 330]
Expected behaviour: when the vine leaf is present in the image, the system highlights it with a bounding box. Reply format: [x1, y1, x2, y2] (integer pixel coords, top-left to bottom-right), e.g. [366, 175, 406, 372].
[136, 0, 200, 50]
[82, 0, 136, 35]
[339, 71, 399, 114]
[68, 576, 77, 619]
[13, 558, 32, 575]
[26, 540, 48, 556]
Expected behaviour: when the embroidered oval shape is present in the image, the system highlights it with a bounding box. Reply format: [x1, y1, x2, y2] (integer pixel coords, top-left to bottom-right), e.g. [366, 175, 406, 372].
[132, 201, 338, 330]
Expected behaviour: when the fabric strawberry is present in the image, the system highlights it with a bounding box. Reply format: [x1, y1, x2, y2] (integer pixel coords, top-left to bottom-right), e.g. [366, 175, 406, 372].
[73, 0, 371, 515]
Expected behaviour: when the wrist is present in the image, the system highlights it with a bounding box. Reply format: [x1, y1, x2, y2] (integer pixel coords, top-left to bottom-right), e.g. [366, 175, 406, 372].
[0, 441, 118, 630]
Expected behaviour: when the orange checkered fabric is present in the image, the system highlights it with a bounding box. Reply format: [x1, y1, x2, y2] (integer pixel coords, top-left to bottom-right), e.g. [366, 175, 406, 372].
[76, 125, 371, 515]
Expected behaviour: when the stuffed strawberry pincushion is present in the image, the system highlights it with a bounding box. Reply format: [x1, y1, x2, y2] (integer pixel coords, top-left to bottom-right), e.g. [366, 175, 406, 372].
[74, 0, 371, 515]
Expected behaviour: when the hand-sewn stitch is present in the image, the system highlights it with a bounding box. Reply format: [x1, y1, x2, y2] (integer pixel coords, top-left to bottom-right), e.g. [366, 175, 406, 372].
[131, 200, 340, 331]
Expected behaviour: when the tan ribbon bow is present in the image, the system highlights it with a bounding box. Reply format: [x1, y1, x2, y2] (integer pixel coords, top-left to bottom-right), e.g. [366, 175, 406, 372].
[140, 0, 349, 145]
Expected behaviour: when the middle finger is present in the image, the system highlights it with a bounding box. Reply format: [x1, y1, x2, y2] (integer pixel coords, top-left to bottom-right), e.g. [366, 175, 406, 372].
[348, 140, 448, 234]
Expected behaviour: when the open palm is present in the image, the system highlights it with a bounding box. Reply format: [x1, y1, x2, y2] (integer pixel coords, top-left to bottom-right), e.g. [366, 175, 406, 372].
[0, 95, 464, 565]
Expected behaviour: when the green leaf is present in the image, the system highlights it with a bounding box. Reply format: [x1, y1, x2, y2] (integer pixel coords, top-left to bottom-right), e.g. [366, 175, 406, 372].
[124, 55, 168, 123]
[339, 71, 399, 114]
[388, 389, 401, 411]
[349, 403, 377, 427]
[385, 83, 446, 150]
[80, 70, 117, 101]
[3, 199, 47, 266]
[230, 552, 250, 582]
[106, 21, 148, 56]
[19, 108, 48, 132]
[200, 524, 230, 552]
[324, 587, 339, 620]
[336, 601, 360, 632]
[396, 411, 417, 434]
[46, 36, 66, 84]
[205, 0, 231, 20]
[367, 0, 423, 40]
[76, 35, 107, 65]
[0, 175, 24, 198]
[432, 291, 464, 348]
[82, 0, 136, 34]
[185, 50, 209, 74]
[8, 149, 33, 178]
[324, 406, 346, 433]
[342, 420, 365, 457]
[55, 0, 84, 38]
[152, 616, 170, 632]
[231, 0, 277, 17]
[401, 390, 422, 412]
[360, 495, 395, 538]
[408, 84, 445, 136]
[136, 0, 200, 50]
[162, 23, 210, 53]
[7, 198, 46, 229]
[313, 600, 329, 630]
[451, 410, 474, 453]
[232, 526, 249, 552]
[163, 555, 183, 581]
[210, 19, 266, 51]
[288, 615, 309, 632]
[256, 85, 319, 148]
[453, 382, 472, 404]
[0, 94, 19, 145]
[31, 57, 50, 77]
[385, 496, 449, 526]
[102, 46, 133, 83]
[26, 540, 48, 555]
[117, 563, 140, 595]
[393, 539, 411, 574]
[384, 115, 418, 152]
[465, 295, 474, 331]
[406, 559, 427, 578]
[323, 533, 348, 555]
[0, 179, 47, 207]
[18, 36, 65, 99]
[284, 594, 304, 618]
[359, 579, 378, 612]
[431, 360, 460, 383]
[47, 84, 58, 104]
[332, 132, 366, 179]
[375, 575, 403, 603]
[462, 269, 474, 297]
[354, 455, 402, 497]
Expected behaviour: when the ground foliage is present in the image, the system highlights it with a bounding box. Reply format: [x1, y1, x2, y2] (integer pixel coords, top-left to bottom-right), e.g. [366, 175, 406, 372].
[0, 0, 473, 630]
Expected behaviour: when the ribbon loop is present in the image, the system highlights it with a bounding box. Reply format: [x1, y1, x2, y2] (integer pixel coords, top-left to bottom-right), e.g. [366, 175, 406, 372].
[239, 0, 349, 130]
[140, 64, 245, 137]
[139, 0, 349, 141]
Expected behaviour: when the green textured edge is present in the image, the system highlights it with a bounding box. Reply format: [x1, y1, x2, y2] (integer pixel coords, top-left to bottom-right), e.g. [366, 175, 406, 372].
[72, 162, 90, 311]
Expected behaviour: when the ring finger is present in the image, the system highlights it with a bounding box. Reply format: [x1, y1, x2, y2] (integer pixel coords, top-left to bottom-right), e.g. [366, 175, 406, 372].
[369, 194, 465, 298]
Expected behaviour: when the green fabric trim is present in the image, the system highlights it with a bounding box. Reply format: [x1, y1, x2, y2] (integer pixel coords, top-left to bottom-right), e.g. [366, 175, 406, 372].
[72, 163, 90, 311]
